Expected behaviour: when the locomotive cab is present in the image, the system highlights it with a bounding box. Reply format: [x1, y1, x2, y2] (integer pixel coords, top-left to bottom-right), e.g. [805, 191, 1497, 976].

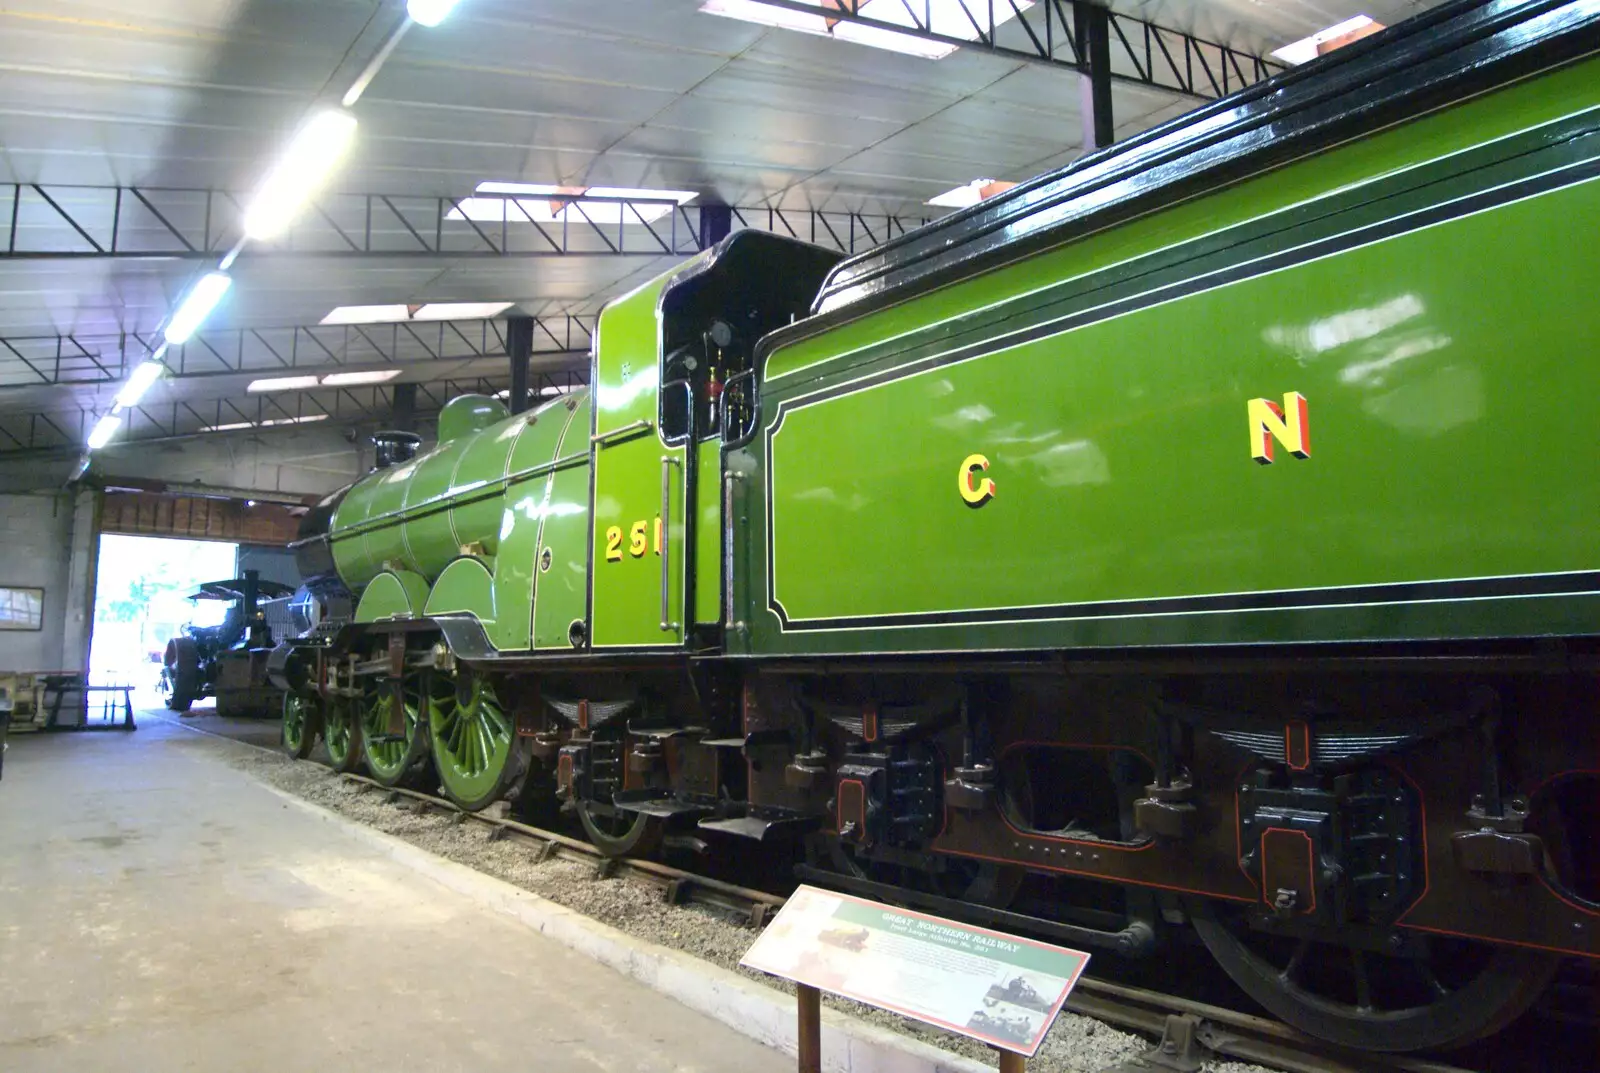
[587, 231, 838, 650]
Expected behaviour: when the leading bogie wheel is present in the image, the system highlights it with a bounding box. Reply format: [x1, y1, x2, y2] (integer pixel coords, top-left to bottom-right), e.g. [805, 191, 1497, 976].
[359, 673, 427, 787]
[281, 693, 318, 760]
[427, 671, 529, 812]
[1188, 899, 1560, 1052]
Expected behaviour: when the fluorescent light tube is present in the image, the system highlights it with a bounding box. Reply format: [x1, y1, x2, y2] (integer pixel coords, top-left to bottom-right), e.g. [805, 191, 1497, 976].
[202, 414, 330, 433]
[408, 0, 463, 27]
[164, 272, 232, 345]
[248, 375, 321, 393]
[320, 369, 403, 387]
[115, 361, 167, 408]
[87, 414, 122, 449]
[243, 109, 359, 240]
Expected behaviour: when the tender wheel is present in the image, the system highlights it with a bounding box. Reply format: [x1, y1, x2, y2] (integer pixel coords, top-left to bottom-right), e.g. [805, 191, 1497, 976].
[577, 803, 663, 859]
[359, 672, 428, 787]
[323, 696, 363, 773]
[427, 672, 529, 812]
[1189, 901, 1561, 1052]
[162, 637, 201, 712]
[281, 693, 318, 760]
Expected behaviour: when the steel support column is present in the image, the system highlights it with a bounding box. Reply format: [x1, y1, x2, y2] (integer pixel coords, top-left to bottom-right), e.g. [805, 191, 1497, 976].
[700, 204, 733, 249]
[505, 315, 533, 414]
[1077, 3, 1115, 149]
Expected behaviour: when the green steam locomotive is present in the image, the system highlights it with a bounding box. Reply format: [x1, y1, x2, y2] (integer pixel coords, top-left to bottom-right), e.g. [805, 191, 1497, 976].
[275, 0, 1600, 1052]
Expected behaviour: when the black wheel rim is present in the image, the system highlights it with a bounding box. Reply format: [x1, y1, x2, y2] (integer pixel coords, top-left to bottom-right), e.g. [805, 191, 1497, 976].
[1190, 900, 1559, 1052]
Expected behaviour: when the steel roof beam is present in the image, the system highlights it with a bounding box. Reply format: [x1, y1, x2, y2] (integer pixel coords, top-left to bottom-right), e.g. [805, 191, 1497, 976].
[741, 0, 1284, 101]
[0, 317, 596, 391]
[3, 185, 933, 261]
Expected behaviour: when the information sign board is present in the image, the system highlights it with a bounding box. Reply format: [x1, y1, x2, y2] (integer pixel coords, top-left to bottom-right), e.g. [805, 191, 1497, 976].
[741, 885, 1090, 1057]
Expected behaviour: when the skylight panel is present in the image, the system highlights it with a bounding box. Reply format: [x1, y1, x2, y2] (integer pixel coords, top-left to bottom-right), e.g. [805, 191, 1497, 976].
[1271, 15, 1383, 65]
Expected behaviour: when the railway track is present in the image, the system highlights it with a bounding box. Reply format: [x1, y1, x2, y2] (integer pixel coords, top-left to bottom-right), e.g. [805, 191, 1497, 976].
[337, 769, 1478, 1073]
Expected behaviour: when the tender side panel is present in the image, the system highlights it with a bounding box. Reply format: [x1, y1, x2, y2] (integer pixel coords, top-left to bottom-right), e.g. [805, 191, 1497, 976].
[747, 81, 1600, 655]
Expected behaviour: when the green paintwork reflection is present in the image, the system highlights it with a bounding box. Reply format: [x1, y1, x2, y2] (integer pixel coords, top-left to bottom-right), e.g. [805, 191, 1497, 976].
[489, 394, 587, 651]
[355, 570, 428, 623]
[767, 58, 1600, 386]
[425, 557, 496, 626]
[533, 397, 593, 649]
[589, 269, 698, 648]
[743, 64, 1600, 656]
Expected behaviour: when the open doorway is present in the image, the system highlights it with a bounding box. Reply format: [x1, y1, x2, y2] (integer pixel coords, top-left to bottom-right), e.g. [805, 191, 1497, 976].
[89, 535, 238, 707]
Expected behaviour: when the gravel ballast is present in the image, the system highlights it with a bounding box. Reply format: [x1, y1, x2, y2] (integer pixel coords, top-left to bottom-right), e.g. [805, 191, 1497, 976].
[167, 718, 1277, 1073]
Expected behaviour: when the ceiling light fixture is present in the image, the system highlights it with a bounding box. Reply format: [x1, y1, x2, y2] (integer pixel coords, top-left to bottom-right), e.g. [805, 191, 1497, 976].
[201, 414, 331, 433]
[114, 361, 168, 408]
[1271, 15, 1383, 65]
[699, 0, 1032, 60]
[407, 0, 463, 27]
[319, 301, 514, 325]
[242, 108, 359, 241]
[87, 414, 123, 450]
[448, 182, 697, 226]
[319, 369, 403, 387]
[164, 272, 233, 345]
[248, 375, 321, 393]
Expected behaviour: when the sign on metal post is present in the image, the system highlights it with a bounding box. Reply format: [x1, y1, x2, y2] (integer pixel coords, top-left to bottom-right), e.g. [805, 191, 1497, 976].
[741, 885, 1090, 1060]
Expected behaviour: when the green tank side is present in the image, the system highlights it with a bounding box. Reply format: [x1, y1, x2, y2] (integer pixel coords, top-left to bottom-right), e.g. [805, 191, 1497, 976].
[735, 54, 1600, 657]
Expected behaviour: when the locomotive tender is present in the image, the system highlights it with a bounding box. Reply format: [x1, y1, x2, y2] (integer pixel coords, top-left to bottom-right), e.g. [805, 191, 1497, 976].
[276, 0, 1600, 1053]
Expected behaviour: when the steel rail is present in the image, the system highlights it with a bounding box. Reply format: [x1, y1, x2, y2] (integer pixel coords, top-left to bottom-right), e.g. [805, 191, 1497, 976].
[338, 772, 784, 926]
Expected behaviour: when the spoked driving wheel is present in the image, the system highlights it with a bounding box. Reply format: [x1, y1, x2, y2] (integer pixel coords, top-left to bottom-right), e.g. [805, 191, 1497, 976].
[427, 671, 530, 812]
[359, 673, 427, 787]
[1189, 900, 1560, 1052]
[323, 695, 363, 773]
[576, 802, 664, 859]
[281, 693, 318, 760]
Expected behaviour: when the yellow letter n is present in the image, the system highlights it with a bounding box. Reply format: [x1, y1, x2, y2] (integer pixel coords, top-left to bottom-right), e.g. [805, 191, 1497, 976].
[1248, 392, 1310, 464]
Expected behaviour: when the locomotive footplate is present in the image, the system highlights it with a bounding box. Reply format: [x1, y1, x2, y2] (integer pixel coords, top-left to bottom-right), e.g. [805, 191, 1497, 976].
[1237, 765, 1419, 927]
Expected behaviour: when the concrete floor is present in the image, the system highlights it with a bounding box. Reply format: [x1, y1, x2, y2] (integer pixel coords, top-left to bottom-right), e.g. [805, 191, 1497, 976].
[0, 720, 792, 1072]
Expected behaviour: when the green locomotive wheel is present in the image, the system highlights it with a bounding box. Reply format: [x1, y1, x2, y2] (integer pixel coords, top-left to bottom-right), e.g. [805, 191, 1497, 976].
[427, 673, 528, 811]
[281, 693, 318, 760]
[359, 676, 426, 787]
[324, 696, 363, 773]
